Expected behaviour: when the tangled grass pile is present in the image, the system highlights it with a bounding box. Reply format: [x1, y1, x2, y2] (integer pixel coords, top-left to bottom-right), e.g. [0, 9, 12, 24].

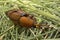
[0, 0, 60, 40]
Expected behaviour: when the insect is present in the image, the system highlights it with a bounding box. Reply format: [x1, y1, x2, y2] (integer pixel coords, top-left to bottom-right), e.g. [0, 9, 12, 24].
[5, 9, 40, 28]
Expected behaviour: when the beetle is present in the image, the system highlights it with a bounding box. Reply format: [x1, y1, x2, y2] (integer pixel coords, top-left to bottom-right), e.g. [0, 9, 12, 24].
[5, 9, 40, 28]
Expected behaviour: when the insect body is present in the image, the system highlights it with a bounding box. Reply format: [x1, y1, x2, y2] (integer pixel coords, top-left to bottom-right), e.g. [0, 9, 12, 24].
[6, 9, 39, 28]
